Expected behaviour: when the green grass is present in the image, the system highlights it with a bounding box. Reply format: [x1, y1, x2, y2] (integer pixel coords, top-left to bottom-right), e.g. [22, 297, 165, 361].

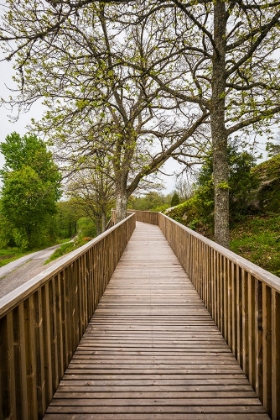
[0, 248, 31, 267]
[45, 237, 93, 264]
[0, 238, 72, 268]
[230, 214, 280, 277]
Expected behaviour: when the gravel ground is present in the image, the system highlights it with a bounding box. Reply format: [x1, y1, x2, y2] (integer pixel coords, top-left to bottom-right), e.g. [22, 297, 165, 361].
[0, 250, 61, 299]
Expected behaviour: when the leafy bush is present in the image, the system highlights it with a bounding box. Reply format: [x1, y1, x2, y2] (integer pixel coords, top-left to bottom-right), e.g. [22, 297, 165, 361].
[165, 139, 260, 236]
[171, 193, 180, 207]
[77, 217, 96, 238]
[45, 236, 93, 264]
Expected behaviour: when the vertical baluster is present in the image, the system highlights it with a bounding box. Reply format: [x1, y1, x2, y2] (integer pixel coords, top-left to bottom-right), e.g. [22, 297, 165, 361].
[214, 250, 218, 327]
[231, 262, 237, 358]
[60, 269, 69, 369]
[227, 258, 232, 348]
[236, 266, 242, 366]
[56, 273, 64, 380]
[271, 289, 280, 420]
[17, 303, 29, 419]
[248, 275, 256, 388]
[24, 296, 37, 419]
[241, 269, 249, 376]
[49, 279, 59, 391]
[255, 279, 263, 400]
[34, 289, 47, 417]
[262, 284, 272, 417]
[222, 256, 228, 341]
[0, 312, 16, 419]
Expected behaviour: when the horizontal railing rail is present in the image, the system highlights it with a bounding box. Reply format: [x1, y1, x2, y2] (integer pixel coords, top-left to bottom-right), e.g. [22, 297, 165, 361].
[0, 214, 136, 420]
[133, 210, 279, 420]
[111, 209, 159, 225]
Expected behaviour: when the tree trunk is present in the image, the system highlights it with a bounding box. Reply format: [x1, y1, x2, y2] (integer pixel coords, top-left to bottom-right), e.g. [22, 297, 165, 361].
[115, 190, 128, 223]
[211, 1, 229, 248]
[95, 217, 102, 236]
[101, 211, 107, 232]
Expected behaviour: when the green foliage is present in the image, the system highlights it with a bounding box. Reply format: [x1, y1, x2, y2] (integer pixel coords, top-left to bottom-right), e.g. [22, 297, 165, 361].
[0, 132, 62, 249]
[252, 154, 280, 213]
[165, 196, 212, 236]
[45, 236, 93, 264]
[0, 212, 15, 248]
[54, 200, 82, 239]
[171, 193, 180, 207]
[166, 152, 280, 275]
[129, 192, 171, 212]
[166, 140, 260, 235]
[77, 217, 96, 238]
[266, 132, 280, 157]
[196, 140, 260, 226]
[0, 248, 30, 268]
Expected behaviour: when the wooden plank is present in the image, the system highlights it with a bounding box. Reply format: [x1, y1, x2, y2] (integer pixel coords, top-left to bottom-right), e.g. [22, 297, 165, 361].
[271, 289, 280, 420]
[17, 303, 29, 419]
[24, 295, 38, 418]
[43, 415, 269, 420]
[44, 222, 270, 420]
[248, 274, 256, 387]
[262, 283, 272, 416]
[34, 288, 47, 416]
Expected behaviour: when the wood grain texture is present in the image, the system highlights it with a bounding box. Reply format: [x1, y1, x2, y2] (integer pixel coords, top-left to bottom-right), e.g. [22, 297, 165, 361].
[44, 222, 270, 420]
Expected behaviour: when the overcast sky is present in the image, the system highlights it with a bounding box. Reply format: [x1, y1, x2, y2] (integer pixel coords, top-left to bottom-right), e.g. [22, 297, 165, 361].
[0, 54, 45, 169]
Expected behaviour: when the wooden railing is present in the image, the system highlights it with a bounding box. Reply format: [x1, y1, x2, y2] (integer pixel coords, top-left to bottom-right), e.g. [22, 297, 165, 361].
[0, 214, 135, 420]
[155, 211, 279, 420]
[111, 209, 159, 225]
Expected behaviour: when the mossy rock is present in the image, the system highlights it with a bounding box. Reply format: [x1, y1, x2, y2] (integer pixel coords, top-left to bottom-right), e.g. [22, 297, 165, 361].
[253, 154, 280, 181]
[165, 198, 197, 225]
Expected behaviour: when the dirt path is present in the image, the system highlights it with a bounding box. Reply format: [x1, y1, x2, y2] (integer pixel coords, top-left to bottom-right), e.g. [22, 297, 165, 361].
[0, 246, 61, 299]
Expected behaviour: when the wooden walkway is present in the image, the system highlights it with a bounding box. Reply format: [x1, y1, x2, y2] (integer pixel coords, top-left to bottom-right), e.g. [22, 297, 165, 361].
[44, 222, 270, 420]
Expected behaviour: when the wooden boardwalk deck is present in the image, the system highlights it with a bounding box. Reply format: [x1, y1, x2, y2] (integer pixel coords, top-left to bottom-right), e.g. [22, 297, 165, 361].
[44, 222, 270, 420]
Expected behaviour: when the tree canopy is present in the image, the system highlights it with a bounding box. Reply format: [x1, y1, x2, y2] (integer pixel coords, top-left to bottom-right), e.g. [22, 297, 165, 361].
[0, 132, 62, 249]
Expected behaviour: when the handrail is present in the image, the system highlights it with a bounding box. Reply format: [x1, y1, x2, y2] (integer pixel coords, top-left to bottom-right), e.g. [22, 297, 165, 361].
[111, 209, 159, 225]
[0, 214, 136, 420]
[154, 211, 279, 420]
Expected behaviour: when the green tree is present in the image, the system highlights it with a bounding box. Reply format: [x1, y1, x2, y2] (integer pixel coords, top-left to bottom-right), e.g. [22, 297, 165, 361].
[171, 193, 180, 207]
[67, 167, 115, 235]
[0, 132, 62, 249]
[196, 140, 260, 230]
[266, 131, 280, 157]
[55, 200, 83, 239]
[129, 192, 169, 211]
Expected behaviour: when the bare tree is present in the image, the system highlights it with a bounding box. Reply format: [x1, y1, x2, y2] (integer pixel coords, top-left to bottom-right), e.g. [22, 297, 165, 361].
[67, 168, 115, 234]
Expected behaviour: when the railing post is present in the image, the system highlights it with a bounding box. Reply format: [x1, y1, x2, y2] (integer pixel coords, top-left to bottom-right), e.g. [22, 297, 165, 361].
[271, 290, 280, 420]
